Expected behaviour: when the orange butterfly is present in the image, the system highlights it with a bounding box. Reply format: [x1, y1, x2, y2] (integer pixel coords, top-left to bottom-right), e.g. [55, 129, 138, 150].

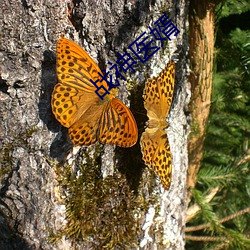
[140, 61, 175, 189]
[51, 38, 138, 147]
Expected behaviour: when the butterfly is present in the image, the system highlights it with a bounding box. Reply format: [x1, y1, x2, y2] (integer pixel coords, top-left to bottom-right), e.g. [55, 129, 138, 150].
[51, 38, 138, 147]
[140, 60, 175, 190]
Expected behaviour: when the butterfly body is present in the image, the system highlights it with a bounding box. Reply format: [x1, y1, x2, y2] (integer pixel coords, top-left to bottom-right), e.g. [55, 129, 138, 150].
[52, 38, 138, 147]
[140, 60, 175, 190]
[147, 117, 169, 130]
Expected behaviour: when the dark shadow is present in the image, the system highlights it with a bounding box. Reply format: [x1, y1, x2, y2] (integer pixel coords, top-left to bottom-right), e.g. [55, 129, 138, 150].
[20, 0, 29, 9]
[50, 128, 73, 161]
[0, 77, 8, 94]
[219, 11, 250, 35]
[0, 209, 33, 250]
[109, 1, 159, 192]
[0, 162, 33, 250]
[114, 0, 157, 49]
[69, 0, 85, 32]
[38, 50, 73, 161]
[39, 50, 57, 132]
[116, 83, 147, 192]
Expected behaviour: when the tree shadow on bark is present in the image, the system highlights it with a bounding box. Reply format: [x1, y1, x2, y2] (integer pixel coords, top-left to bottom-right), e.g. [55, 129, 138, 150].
[0, 210, 33, 250]
[116, 83, 147, 192]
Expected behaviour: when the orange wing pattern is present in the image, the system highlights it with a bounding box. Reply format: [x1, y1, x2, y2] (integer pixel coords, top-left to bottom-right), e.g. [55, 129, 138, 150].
[140, 60, 175, 189]
[99, 98, 138, 147]
[51, 38, 138, 147]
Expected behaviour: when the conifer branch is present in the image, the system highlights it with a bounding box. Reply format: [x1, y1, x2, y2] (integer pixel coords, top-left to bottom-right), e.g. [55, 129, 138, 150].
[186, 187, 219, 222]
[186, 206, 250, 232]
[185, 235, 227, 242]
[236, 149, 250, 168]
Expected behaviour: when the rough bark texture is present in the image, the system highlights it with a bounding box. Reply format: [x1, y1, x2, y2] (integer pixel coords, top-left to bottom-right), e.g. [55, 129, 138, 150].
[0, 0, 189, 249]
[187, 0, 219, 203]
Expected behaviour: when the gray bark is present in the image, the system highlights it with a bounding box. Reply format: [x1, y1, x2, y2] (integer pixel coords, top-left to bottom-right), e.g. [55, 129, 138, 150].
[0, 0, 189, 249]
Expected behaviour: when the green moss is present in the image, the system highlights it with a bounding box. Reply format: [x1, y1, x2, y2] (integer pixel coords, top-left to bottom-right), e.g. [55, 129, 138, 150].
[25, 126, 38, 138]
[0, 144, 13, 178]
[51, 150, 156, 248]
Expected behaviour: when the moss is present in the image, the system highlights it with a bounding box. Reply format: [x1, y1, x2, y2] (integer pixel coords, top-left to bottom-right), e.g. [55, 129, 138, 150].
[0, 144, 13, 178]
[126, 79, 139, 92]
[25, 126, 38, 138]
[51, 149, 158, 248]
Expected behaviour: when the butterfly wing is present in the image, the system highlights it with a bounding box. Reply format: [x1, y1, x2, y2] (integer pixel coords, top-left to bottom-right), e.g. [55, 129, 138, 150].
[69, 97, 138, 147]
[52, 38, 108, 128]
[67, 101, 106, 145]
[143, 60, 175, 120]
[140, 60, 175, 189]
[140, 128, 172, 190]
[52, 83, 97, 128]
[52, 38, 138, 147]
[56, 38, 109, 92]
[98, 98, 138, 147]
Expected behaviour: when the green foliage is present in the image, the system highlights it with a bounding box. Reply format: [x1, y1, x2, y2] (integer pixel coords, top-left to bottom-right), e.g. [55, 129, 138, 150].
[192, 189, 224, 233]
[218, 0, 250, 17]
[187, 1, 250, 249]
[197, 165, 239, 188]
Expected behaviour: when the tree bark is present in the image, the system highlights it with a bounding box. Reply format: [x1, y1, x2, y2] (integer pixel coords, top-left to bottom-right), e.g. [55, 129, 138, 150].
[0, 0, 189, 249]
[187, 0, 220, 204]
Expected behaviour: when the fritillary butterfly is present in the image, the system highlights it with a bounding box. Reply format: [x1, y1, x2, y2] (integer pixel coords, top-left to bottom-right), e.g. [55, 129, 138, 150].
[52, 38, 138, 147]
[140, 60, 175, 189]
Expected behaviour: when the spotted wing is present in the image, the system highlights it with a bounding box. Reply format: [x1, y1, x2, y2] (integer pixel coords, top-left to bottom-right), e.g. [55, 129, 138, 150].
[98, 98, 138, 147]
[143, 60, 175, 120]
[67, 100, 105, 145]
[52, 38, 110, 128]
[52, 38, 138, 148]
[140, 128, 172, 190]
[140, 60, 175, 189]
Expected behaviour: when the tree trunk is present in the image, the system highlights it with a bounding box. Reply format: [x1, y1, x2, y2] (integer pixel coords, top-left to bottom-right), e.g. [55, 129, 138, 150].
[0, 0, 189, 249]
[187, 0, 220, 204]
